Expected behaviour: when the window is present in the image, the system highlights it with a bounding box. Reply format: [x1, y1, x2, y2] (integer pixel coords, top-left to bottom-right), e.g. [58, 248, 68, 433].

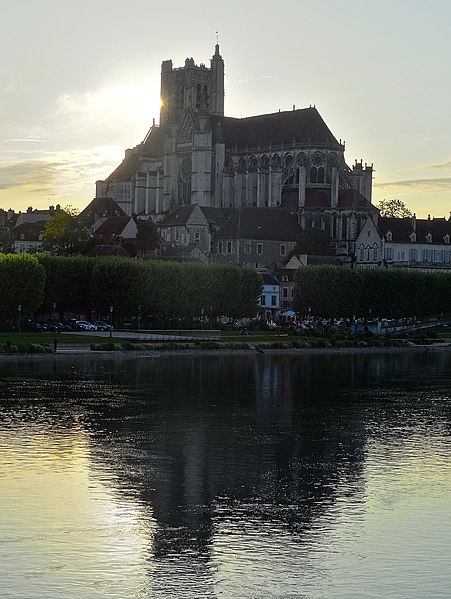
[280, 244, 286, 256]
[256, 243, 263, 255]
[373, 246, 378, 260]
[444, 234, 450, 244]
[386, 231, 392, 242]
[271, 295, 277, 306]
[260, 295, 266, 306]
[244, 242, 251, 254]
[227, 241, 233, 254]
[386, 247, 393, 260]
[359, 245, 365, 261]
[426, 233, 432, 243]
[283, 287, 288, 298]
[218, 241, 223, 254]
[194, 230, 200, 243]
[409, 248, 417, 261]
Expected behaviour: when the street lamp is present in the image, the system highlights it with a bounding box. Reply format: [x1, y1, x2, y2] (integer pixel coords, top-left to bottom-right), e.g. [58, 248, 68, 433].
[18, 304, 22, 334]
[308, 306, 312, 321]
[109, 305, 113, 338]
[52, 301, 56, 334]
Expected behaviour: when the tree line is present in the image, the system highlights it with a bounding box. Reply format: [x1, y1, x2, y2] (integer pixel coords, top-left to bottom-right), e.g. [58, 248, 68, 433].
[0, 254, 262, 323]
[293, 266, 451, 319]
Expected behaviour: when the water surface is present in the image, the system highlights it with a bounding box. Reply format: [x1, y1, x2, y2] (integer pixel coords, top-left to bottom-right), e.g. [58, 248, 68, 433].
[1, 351, 451, 598]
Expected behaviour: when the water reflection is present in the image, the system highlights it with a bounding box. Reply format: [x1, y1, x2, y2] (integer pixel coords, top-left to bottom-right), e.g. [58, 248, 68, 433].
[1, 351, 451, 598]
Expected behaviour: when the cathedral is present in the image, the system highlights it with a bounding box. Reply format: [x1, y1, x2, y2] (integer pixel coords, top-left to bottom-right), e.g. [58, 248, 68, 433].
[96, 44, 377, 257]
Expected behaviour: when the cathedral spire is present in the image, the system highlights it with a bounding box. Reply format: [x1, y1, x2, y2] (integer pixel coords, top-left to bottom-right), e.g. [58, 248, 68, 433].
[210, 40, 224, 116]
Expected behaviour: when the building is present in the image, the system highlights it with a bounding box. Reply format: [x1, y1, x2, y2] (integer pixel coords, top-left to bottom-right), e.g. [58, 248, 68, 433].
[213, 206, 301, 270]
[10, 205, 61, 253]
[96, 45, 377, 260]
[355, 214, 451, 271]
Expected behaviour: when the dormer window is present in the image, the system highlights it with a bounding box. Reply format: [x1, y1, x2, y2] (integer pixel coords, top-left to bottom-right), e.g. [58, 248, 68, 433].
[386, 231, 392, 242]
[444, 234, 450, 244]
[409, 232, 416, 242]
[426, 233, 432, 243]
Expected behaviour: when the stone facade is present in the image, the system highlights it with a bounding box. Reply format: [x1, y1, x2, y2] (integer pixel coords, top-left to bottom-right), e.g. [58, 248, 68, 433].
[96, 45, 377, 260]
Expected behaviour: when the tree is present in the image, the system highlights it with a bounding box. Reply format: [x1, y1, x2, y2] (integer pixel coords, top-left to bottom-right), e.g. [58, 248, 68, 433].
[295, 228, 333, 255]
[135, 220, 161, 255]
[42, 206, 91, 255]
[377, 199, 412, 218]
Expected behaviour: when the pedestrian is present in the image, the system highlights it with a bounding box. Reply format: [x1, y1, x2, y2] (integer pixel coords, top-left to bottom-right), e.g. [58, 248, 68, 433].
[53, 338, 58, 353]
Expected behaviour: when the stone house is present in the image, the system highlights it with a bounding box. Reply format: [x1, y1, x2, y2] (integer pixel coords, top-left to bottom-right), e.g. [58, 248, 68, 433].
[212, 206, 301, 270]
[158, 204, 232, 255]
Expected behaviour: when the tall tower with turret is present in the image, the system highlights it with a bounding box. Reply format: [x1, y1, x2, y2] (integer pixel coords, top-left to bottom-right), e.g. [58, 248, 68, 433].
[159, 45, 224, 127]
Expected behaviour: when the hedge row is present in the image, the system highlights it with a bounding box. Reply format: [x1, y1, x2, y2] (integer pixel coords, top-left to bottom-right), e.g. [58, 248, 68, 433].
[2, 254, 263, 320]
[293, 266, 451, 318]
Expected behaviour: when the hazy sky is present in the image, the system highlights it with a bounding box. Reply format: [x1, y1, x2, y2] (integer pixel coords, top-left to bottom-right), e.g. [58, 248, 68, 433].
[1, 0, 450, 218]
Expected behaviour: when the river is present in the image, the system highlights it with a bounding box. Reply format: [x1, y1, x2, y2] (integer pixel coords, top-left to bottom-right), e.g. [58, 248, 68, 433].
[1, 350, 451, 598]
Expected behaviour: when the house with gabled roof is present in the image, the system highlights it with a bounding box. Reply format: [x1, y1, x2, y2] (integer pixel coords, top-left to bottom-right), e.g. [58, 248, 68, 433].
[11, 205, 61, 253]
[212, 206, 301, 270]
[355, 214, 451, 271]
[12, 222, 45, 253]
[93, 216, 138, 241]
[158, 204, 233, 255]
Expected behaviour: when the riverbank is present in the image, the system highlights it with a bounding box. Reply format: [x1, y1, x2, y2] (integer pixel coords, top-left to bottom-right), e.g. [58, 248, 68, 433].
[0, 342, 446, 362]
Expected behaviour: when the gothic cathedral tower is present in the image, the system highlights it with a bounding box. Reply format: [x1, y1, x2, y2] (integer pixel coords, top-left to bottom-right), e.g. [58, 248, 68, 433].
[159, 45, 224, 127]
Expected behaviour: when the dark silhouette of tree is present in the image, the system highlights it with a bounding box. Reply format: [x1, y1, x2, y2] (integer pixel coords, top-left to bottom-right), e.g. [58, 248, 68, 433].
[377, 199, 412, 218]
[295, 228, 333, 255]
[135, 220, 161, 255]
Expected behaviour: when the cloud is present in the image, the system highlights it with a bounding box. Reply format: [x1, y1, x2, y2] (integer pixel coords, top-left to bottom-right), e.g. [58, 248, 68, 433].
[374, 178, 451, 192]
[53, 82, 159, 143]
[426, 159, 451, 170]
[262, 75, 279, 79]
[4, 138, 47, 144]
[0, 161, 58, 192]
[0, 146, 123, 198]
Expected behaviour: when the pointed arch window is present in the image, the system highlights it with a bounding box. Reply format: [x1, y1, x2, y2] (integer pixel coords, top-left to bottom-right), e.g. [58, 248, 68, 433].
[341, 215, 347, 239]
[310, 152, 325, 184]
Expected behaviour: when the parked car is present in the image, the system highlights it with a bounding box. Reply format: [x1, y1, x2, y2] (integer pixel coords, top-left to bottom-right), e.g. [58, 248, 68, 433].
[75, 320, 97, 331]
[92, 320, 112, 331]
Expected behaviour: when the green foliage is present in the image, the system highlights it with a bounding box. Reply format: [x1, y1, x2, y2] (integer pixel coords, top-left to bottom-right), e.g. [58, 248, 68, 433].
[35, 254, 95, 315]
[295, 228, 333, 255]
[377, 199, 412, 218]
[42, 207, 91, 255]
[0, 254, 45, 317]
[90, 257, 150, 318]
[135, 220, 161, 254]
[294, 265, 451, 319]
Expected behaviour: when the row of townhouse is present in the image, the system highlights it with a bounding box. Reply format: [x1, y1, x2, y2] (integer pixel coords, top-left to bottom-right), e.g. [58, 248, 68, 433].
[355, 214, 451, 271]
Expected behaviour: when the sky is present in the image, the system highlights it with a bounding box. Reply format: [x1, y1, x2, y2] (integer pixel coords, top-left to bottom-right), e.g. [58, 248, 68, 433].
[1, 0, 450, 218]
